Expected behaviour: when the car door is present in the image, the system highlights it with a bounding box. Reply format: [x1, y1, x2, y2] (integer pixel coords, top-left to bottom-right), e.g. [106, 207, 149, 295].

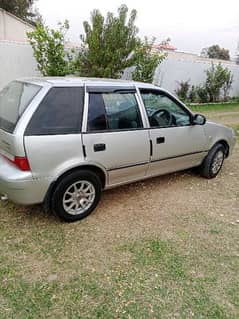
[82, 86, 150, 186]
[139, 89, 208, 177]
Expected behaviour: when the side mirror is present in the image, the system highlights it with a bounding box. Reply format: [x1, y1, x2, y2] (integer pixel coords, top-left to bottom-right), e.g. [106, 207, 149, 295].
[192, 114, 206, 125]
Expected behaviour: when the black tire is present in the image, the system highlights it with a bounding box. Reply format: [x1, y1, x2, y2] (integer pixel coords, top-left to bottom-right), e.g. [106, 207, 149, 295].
[51, 170, 102, 222]
[199, 143, 225, 179]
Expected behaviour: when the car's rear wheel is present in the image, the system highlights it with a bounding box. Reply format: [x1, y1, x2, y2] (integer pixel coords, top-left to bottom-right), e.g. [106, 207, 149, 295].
[51, 170, 102, 222]
[199, 143, 225, 178]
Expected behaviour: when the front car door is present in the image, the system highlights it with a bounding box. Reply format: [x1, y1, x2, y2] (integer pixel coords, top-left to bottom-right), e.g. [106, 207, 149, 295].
[82, 86, 150, 186]
[139, 89, 208, 177]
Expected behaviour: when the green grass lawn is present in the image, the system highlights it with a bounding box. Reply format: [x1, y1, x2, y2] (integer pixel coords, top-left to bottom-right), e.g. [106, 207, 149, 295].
[0, 104, 238, 319]
[189, 102, 239, 114]
[0, 223, 238, 319]
[189, 102, 239, 137]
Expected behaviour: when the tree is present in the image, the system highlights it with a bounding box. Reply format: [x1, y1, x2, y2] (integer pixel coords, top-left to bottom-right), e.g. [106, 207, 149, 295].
[132, 38, 165, 83]
[175, 80, 191, 101]
[27, 21, 75, 76]
[160, 37, 171, 46]
[205, 63, 233, 102]
[222, 69, 233, 101]
[201, 44, 230, 61]
[0, 0, 41, 24]
[77, 4, 139, 78]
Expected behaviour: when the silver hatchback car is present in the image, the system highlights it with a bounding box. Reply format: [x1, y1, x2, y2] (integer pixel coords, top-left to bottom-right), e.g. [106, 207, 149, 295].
[0, 78, 236, 221]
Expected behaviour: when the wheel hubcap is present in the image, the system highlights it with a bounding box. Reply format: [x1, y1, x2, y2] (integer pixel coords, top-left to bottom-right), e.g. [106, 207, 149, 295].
[211, 150, 224, 174]
[63, 181, 96, 215]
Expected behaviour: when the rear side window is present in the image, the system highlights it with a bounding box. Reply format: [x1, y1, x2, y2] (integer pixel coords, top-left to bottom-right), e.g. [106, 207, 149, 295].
[87, 93, 107, 131]
[0, 81, 41, 133]
[87, 92, 143, 131]
[25, 87, 84, 135]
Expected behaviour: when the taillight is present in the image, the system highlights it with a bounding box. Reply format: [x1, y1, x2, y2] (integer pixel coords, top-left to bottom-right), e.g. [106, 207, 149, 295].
[13, 157, 31, 171]
[3, 155, 31, 171]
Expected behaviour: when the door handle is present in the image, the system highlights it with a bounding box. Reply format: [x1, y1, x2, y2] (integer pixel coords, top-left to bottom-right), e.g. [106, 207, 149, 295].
[150, 139, 153, 156]
[94, 143, 106, 152]
[156, 137, 165, 144]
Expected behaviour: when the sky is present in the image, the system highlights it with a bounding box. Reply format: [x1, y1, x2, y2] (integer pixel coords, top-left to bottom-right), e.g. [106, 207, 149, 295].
[36, 0, 239, 57]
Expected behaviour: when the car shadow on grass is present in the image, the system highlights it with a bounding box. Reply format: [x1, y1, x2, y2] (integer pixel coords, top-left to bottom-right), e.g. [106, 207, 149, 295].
[0, 168, 203, 226]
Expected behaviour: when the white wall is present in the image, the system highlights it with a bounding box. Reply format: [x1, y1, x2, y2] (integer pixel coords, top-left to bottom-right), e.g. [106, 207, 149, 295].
[1, 8, 238, 97]
[0, 9, 40, 89]
[0, 41, 40, 89]
[123, 51, 239, 97]
[0, 8, 35, 42]
[154, 52, 239, 97]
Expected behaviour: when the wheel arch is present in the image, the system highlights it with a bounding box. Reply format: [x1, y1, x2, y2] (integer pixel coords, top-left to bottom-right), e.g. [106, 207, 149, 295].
[43, 164, 107, 212]
[214, 139, 230, 158]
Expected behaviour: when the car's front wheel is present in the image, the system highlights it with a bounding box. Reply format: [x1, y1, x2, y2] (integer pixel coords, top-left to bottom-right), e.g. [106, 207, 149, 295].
[199, 143, 225, 179]
[51, 170, 102, 222]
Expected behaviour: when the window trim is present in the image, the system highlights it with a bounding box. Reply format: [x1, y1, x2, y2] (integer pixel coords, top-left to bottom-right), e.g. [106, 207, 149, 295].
[139, 88, 194, 129]
[86, 91, 144, 133]
[83, 127, 148, 134]
[86, 86, 136, 93]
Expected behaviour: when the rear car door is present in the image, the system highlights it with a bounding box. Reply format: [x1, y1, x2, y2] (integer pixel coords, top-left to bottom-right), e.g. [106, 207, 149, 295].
[139, 89, 208, 176]
[82, 86, 150, 186]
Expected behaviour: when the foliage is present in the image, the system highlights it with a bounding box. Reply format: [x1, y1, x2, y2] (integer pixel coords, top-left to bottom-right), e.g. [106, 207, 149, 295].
[27, 4, 165, 81]
[188, 85, 197, 102]
[230, 96, 239, 103]
[201, 44, 230, 61]
[222, 71, 233, 101]
[175, 81, 206, 103]
[132, 37, 165, 83]
[77, 4, 139, 78]
[160, 37, 171, 46]
[194, 85, 209, 103]
[175, 80, 191, 101]
[176, 82, 209, 103]
[205, 63, 233, 102]
[0, 0, 42, 24]
[27, 21, 75, 76]
[177, 64, 233, 103]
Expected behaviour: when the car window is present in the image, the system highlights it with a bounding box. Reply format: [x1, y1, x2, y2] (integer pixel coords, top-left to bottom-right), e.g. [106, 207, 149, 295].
[87, 93, 107, 131]
[87, 92, 143, 131]
[0, 81, 41, 133]
[140, 90, 191, 128]
[25, 87, 84, 135]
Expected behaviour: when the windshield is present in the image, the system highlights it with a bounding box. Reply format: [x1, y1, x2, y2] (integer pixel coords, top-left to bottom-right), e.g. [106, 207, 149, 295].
[0, 81, 41, 133]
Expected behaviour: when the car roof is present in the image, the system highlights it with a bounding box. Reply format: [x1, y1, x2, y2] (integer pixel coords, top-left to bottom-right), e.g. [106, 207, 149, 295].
[17, 76, 159, 90]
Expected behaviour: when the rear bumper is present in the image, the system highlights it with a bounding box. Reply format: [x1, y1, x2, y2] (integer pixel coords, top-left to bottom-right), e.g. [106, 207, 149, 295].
[0, 156, 50, 205]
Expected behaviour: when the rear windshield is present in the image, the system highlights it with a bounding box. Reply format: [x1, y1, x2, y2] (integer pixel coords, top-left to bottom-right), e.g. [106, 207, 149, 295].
[0, 81, 41, 133]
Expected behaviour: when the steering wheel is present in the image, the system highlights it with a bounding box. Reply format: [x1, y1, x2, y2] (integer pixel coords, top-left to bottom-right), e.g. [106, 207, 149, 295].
[150, 109, 173, 127]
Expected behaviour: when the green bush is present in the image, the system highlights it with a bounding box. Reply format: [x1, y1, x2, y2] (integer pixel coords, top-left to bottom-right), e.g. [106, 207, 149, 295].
[27, 21, 75, 76]
[205, 63, 233, 102]
[230, 96, 239, 103]
[175, 80, 191, 102]
[188, 85, 197, 102]
[194, 85, 209, 103]
[132, 37, 165, 83]
[175, 63, 233, 104]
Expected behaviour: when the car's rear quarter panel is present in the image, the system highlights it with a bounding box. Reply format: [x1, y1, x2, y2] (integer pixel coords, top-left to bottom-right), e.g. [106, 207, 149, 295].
[24, 134, 85, 179]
